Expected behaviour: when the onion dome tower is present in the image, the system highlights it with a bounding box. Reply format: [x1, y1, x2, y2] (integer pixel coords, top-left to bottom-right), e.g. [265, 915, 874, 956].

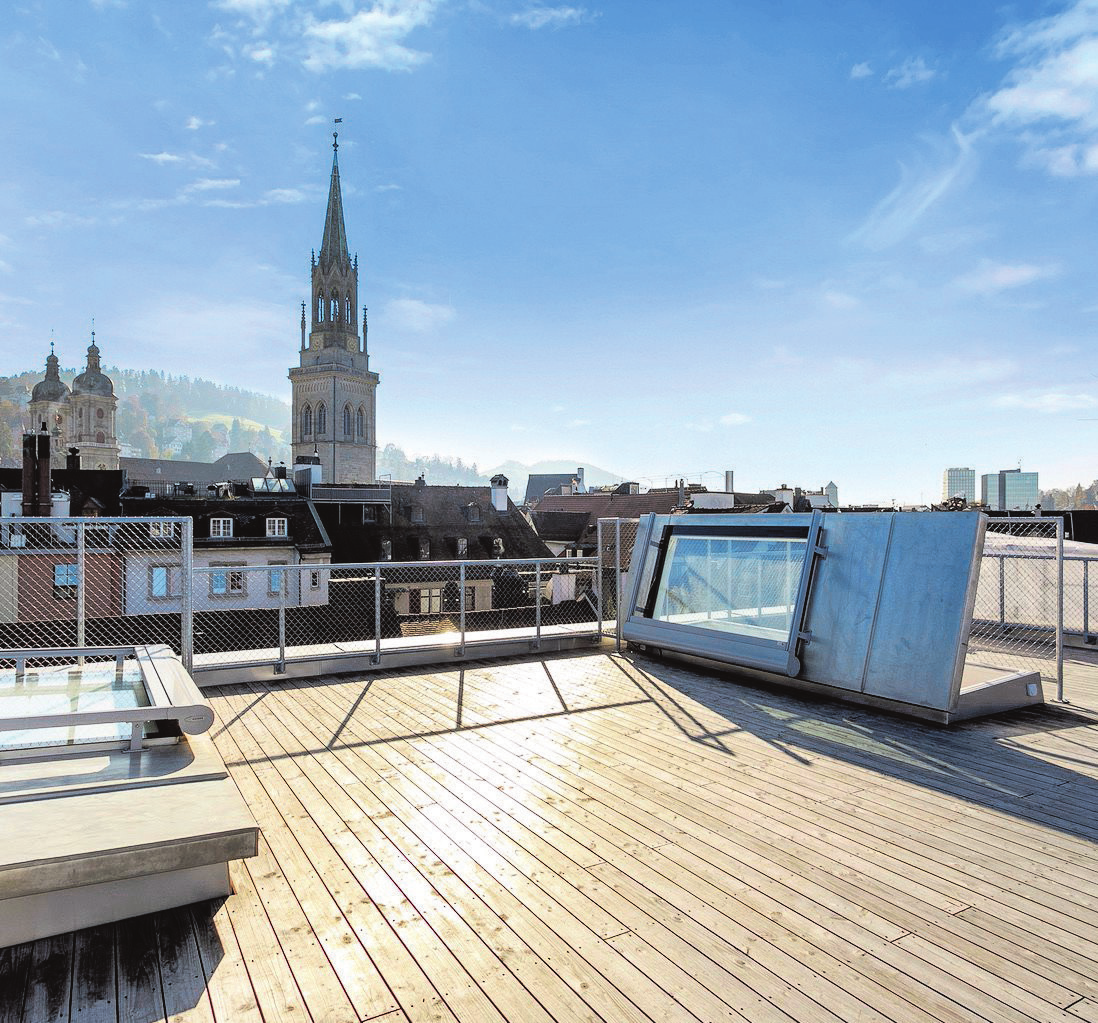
[69, 332, 119, 470]
[28, 343, 72, 467]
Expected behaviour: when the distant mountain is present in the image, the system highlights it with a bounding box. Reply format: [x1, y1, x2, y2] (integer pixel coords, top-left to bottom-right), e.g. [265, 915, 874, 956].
[487, 459, 624, 500]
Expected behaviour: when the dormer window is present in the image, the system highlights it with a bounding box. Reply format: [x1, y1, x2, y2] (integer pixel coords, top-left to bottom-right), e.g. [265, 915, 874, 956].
[266, 517, 288, 538]
[467, 504, 480, 523]
[411, 507, 425, 524]
[210, 517, 233, 538]
[149, 521, 176, 539]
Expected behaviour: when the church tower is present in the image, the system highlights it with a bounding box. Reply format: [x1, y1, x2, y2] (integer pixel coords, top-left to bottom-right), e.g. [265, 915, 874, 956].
[69, 332, 119, 470]
[28, 344, 71, 468]
[289, 131, 379, 483]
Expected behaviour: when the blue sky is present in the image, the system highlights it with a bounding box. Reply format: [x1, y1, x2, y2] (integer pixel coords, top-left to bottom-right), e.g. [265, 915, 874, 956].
[3, 0, 1098, 502]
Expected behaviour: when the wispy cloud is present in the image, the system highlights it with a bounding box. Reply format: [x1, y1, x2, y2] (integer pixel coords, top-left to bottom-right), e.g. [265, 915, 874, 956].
[849, 61, 873, 80]
[303, 1, 441, 72]
[24, 210, 97, 228]
[385, 297, 455, 332]
[993, 392, 1098, 413]
[185, 116, 213, 131]
[375, 183, 402, 192]
[885, 56, 937, 89]
[184, 177, 240, 192]
[879, 356, 1017, 390]
[211, 0, 290, 25]
[822, 289, 859, 309]
[719, 412, 751, 426]
[850, 126, 974, 249]
[139, 151, 216, 169]
[980, 2, 1098, 175]
[953, 259, 1058, 294]
[509, 6, 593, 30]
[243, 41, 275, 63]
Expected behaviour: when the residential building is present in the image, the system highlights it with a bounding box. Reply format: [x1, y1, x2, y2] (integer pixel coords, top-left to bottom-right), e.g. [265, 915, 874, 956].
[289, 132, 379, 484]
[942, 468, 976, 503]
[981, 468, 1039, 511]
[524, 467, 587, 506]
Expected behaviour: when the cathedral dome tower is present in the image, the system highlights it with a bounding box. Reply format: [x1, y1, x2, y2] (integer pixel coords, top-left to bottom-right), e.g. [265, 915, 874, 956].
[28, 345, 71, 466]
[69, 333, 119, 470]
[289, 130, 379, 483]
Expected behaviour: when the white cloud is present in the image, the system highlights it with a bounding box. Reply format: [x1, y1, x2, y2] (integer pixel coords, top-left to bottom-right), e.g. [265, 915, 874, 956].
[24, 210, 97, 228]
[263, 187, 310, 203]
[344, 92, 362, 101]
[185, 116, 213, 131]
[510, 6, 592, 30]
[139, 151, 215, 168]
[879, 356, 1017, 390]
[719, 413, 751, 426]
[244, 41, 275, 63]
[211, 0, 290, 23]
[303, 2, 441, 72]
[993, 392, 1098, 413]
[980, 2, 1098, 175]
[304, 114, 327, 125]
[885, 56, 937, 89]
[184, 177, 240, 192]
[850, 126, 974, 249]
[849, 62, 873, 80]
[385, 297, 455, 332]
[953, 260, 1058, 294]
[567, 418, 592, 428]
[822, 289, 859, 309]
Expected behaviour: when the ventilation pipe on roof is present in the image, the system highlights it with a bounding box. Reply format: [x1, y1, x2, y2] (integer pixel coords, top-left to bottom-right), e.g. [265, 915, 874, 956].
[490, 474, 509, 513]
[67, 447, 81, 472]
[725, 470, 734, 494]
[677, 478, 685, 506]
[576, 467, 585, 493]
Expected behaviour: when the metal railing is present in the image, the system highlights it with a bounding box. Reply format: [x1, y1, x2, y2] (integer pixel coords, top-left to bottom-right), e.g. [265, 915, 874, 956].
[970, 516, 1064, 698]
[188, 557, 600, 673]
[597, 518, 639, 650]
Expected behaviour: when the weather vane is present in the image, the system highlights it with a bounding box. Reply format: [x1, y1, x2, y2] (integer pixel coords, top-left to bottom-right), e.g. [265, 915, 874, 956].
[333, 117, 342, 152]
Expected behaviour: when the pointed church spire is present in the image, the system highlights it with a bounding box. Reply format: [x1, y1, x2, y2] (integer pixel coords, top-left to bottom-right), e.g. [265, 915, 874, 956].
[318, 130, 349, 270]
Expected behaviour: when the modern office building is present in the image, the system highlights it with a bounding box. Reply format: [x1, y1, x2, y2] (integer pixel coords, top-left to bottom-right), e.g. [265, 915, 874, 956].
[942, 467, 976, 503]
[981, 468, 1039, 510]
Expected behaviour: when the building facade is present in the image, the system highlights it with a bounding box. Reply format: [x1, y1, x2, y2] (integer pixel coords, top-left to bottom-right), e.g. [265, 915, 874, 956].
[289, 133, 379, 485]
[981, 468, 1039, 511]
[942, 468, 976, 504]
[27, 337, 119, 470]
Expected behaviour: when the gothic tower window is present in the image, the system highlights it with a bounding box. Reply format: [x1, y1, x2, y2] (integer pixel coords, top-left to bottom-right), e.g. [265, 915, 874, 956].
[343, 404, 352, 437]
[317, 403, 327, 435]
[356, 406, 365, 438]
[302, 404, 312, 436]
[330, 293, 339, 322]
[345, 297, 352, 323]
[317, 294, 325, 323]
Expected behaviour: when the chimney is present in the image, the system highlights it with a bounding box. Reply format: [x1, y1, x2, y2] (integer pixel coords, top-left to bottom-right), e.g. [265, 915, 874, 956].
[66, 447, 81, 472]
[576, 467, 585, 493]
[22, 426, 52, 517]
[490, 474, 509, 512]
[725, 470, 734, 494]
[275, 462, 287, 480]
[677, 478, 685, 506]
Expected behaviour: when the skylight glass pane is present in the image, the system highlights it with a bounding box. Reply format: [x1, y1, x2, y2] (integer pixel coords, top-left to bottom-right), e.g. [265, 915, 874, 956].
[649, 534, 806, 642]
[0, 660, 150, 751]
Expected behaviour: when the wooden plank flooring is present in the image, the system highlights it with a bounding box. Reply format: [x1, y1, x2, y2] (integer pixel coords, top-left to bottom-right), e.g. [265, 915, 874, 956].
[8, 648, 1098, 1022]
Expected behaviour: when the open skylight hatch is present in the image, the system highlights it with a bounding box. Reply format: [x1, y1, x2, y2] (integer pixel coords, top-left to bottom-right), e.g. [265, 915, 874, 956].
[623, 511, 1044, 724]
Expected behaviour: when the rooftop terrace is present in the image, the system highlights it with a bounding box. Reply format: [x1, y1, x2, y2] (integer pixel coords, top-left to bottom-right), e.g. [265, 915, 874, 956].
[6, 645, 1098, 1023]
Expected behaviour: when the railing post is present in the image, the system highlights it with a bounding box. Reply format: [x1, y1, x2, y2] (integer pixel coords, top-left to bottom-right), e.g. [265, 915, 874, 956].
[458, 562, 466, 655]
[76, 521, 86, 654]
[596, 530, 604, 640]
[373, 565, 382, 665]
[276, 568, 287, 675]
[181, 518, 194, 673]
[1085, 560, 1090, 639]
[615, 519, 623, 653]
[998, 555, 1006, 625]
[1057, 519, 1065, 702]
[534, 561, 542, 650]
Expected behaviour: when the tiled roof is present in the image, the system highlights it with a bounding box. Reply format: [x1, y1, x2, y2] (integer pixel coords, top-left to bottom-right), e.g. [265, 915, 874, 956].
[320, 482, 553, 563]
[118, 495, 332, 552]
[120, 452, 268, 484]
[524, 473, 581, 505]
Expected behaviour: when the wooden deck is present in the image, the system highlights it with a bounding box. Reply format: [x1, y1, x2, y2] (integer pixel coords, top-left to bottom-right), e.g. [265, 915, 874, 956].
[7, 648, 1098, 1022]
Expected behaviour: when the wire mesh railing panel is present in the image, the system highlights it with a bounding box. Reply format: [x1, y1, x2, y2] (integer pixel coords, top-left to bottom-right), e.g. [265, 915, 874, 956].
[597, 518, 639, 641]
[969, 517, 1062, 689]
[0, 517, 192, 667]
